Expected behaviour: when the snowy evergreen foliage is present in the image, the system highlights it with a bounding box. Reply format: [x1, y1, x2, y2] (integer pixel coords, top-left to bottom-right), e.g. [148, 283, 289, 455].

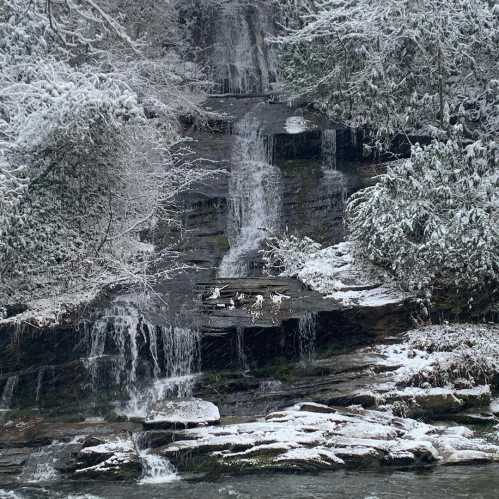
[277, 0, 499, 149]
[347, 132, 498, 310]
[0, 0, 208, 303]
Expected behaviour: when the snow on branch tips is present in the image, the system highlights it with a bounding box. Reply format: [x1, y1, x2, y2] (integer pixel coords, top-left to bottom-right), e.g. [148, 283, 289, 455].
[277, 0, 499, 149]
[0, 0, 211, 305]
[346, 130, 498, 312]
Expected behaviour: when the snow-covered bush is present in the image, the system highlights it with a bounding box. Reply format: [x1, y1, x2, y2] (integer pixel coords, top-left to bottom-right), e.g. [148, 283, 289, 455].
[262, 235, 322, 277]
[277, 0, 499, 148]
[347, 134, 498, 311]
[401, 324, 499, 388]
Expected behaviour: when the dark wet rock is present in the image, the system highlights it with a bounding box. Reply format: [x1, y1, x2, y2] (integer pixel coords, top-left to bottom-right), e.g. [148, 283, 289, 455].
[0, 447, 30, 478]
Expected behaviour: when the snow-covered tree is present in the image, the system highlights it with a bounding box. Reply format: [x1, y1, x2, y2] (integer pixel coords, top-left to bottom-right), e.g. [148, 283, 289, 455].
[0, 0, 211, 304]
[347, 131, 498, 312]
[277, 0, 499, 149]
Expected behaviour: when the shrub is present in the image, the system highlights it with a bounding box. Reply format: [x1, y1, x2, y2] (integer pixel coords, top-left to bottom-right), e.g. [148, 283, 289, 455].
[347, 134, 498, 311]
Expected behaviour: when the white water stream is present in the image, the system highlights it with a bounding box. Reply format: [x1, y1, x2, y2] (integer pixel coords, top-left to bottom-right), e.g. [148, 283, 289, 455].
[219, 114, 282, 277]
[210, 2, 277, 94]
[138, 450, 178, 484]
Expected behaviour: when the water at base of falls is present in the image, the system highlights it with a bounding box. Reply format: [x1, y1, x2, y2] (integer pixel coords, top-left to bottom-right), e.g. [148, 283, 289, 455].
[8, 465, 499, 498]
[219, 113, 282, 278]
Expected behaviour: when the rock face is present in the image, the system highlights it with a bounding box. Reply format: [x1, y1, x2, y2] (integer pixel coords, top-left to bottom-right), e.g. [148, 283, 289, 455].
[193, 324, 499, 420]
[1, 0, 497, 488]
[159, 403, 499, 473]
[0, 20, 373, 415]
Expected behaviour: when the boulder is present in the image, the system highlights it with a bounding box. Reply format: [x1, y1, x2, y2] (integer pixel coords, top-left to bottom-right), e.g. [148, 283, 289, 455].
[72, 436, 140, 481]
[144, 399, 220, 429]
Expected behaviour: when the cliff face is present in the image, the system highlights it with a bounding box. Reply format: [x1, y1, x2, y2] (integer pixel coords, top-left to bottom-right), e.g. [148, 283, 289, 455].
[0, 0, 399, 420]
[0, 0, 397, 417]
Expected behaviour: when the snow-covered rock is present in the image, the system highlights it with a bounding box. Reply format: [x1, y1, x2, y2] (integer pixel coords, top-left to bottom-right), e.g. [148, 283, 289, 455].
[159, 403, 499, 473]
[144, 399, 220, 429]
[73, 436, 140, 481]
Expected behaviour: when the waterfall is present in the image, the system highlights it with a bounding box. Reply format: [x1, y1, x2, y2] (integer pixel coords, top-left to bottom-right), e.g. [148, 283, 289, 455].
[162, 326, 200, 378]
[297, 312, 318, 362]
[0, 376, 18, 411]
[138, 450, 178, 484]
[133, 433, 178, 484]
[210, 2, 277, 94]
[85, 302, 200, 416]
[219, 114, 282, 277]
[322, 129, 337, 170]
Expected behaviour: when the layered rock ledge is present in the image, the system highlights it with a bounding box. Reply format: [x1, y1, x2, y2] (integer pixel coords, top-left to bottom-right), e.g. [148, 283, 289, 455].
[159, 402, 499, 473]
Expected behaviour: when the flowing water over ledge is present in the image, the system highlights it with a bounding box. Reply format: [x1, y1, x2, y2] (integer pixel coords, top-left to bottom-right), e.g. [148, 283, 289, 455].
[3, 466, 499, 498]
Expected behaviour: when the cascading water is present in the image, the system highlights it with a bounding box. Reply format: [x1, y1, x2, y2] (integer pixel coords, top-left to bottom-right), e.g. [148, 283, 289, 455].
[133, 433, 178, 484]
[322, 129, 337, 170]
[138, 451, 178, 484]
[297, 312, 318, 362]
[85, 301, 200, 417]
[0, 375, 18, 411]
[219, 113, 282, 277]
[209, 1, 277, 94]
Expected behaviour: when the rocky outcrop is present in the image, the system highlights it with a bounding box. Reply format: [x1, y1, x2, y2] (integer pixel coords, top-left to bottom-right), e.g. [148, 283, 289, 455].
[71, 436, 141, 481]
[158, 403, 499, 473]
[194, 324, 499, 420]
